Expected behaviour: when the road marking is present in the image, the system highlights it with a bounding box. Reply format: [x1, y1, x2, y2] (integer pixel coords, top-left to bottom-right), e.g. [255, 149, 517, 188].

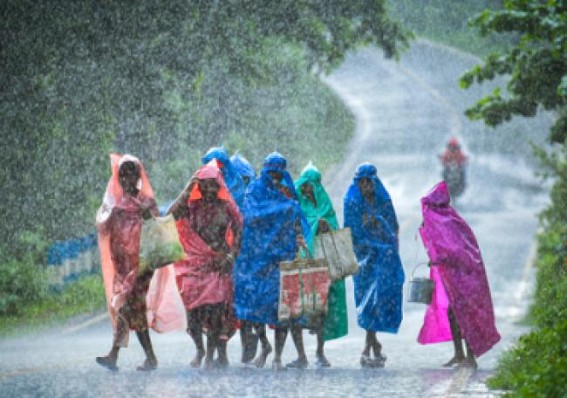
[515, 239, 537, 302]
[443, 367, 475, 396]
[60, 312, 108, 335]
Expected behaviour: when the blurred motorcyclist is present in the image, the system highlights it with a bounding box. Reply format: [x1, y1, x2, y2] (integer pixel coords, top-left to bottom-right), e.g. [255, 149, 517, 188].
[439, 137, 467, 199]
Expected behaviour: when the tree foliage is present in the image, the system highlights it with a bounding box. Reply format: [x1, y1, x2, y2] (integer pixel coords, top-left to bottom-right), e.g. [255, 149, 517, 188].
[387, 0, 511, 56]
[0, 0, 410, 260]
[460, 0, 567, 144]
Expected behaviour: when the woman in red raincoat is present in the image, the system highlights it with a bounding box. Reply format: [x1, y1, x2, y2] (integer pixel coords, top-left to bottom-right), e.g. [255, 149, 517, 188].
[95, 154, 160, 371]
[168, 161, 243, 369]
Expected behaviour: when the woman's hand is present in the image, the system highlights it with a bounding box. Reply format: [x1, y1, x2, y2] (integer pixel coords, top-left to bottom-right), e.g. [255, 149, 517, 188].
[141, 207, 153, 220]
[215, 252, 235, 274]
[296, 234, 307, 249]
[317, 219, 330, 234]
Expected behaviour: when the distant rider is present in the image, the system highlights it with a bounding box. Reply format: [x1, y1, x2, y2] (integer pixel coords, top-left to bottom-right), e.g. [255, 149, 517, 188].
[439, 137, 467, 198]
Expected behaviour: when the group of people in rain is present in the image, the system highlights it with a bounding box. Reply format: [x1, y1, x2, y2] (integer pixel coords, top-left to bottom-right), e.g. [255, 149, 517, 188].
[95, 146, 500, 372]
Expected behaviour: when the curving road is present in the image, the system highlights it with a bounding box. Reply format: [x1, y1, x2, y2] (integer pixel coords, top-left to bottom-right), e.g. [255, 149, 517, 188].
[0, 40, 552, 397]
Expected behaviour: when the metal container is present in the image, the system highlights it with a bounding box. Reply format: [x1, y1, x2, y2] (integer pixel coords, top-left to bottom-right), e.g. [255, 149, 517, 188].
[408, 263, 434, 304]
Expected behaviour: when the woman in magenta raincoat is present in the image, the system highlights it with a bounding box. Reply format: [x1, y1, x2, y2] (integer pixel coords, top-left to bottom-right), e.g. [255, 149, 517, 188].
[419, 181, 500, 368]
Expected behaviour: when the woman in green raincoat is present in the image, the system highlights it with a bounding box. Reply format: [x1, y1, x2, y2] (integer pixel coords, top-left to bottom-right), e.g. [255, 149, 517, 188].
[287, 163, 348, 368]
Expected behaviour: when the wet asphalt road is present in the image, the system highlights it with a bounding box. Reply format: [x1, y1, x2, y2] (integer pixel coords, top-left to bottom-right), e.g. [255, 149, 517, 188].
[0, 40, 552, 397]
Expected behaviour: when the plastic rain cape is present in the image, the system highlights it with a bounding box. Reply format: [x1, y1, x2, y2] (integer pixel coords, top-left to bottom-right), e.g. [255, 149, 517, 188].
[343, 163, 404, 333]
[419, 181, 500, 357]
[233, 152, 310, 325]
[295, 163, 348, 340]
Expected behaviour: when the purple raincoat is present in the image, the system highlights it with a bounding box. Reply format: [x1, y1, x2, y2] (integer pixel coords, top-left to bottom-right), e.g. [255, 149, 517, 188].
[419, 181, 500, 357]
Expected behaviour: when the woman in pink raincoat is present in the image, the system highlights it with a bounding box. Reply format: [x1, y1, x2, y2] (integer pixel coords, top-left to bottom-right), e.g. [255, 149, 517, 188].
[168, 161, 243, 369]
[96, 154, 186, 371]
[418, 181, 500, 368]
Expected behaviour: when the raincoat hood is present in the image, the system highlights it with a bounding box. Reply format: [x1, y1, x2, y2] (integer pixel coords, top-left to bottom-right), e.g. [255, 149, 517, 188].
[231, 153, 256, 180]
[260, 151, 298, 200]
[188, 160, 233, 203]
[346, 162, 392, 204]
[96, 153, 155, 225]
[294, 162, 338, 242]
[421, 180, 450, 208]
[201, 146, 246, 208]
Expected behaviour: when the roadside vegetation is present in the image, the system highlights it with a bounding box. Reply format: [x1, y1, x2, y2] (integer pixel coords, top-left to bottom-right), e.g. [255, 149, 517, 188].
[387, 0, 515, 57]
[393, 0, 567, 396]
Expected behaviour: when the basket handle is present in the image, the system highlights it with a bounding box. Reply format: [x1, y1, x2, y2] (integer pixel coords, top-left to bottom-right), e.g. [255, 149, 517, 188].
[296, 246, 313, 260]
[411, 262, 430, 278]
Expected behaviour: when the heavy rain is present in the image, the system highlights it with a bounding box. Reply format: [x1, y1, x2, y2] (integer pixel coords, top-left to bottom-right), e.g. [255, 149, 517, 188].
[1, 1, 565, 397]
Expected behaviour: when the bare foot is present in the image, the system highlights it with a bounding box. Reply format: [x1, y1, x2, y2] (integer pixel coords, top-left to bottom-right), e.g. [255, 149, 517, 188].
[360, 354, 386, 368]
[272, 359, 286, 371]
[443, 356, 465, 367]
[315, 354, 331, 368]
[254, 344, 272, 368]
[137, 358, 157, 371]
[215, 356, 229, 369]
[204, 357, 215, 370]
[285, 358, 308, 369]
[190, 350, 205, 368]
[458, 357, 478, 369]
[96, 355, 118, 371]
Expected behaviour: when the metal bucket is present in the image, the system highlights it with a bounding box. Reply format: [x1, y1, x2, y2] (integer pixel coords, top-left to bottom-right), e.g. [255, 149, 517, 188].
[408, 263, 434, 304]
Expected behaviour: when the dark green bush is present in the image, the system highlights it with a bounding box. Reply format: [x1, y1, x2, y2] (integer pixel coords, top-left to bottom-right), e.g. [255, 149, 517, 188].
[531, 227, 567, 328]
[0, 258, 49, 316]
[487, 318, 567, 398]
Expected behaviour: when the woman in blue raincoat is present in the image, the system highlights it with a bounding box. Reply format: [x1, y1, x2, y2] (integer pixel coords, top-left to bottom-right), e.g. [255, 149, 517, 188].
[233, 152, 309, 370]
[202, 146, 247, 209]
[344, 163, 404, 368]
[230, 153, 256, 187]
[287, 162, 348, 368]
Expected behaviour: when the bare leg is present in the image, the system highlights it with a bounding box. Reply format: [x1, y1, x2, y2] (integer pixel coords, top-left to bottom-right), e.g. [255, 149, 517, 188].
[217, 340, 229, 367]
[364, 330, 373, 356]
[460, 341, 478, 368]
[136, 330, 158, 371]
[239, 323, 248, 361]
[315, 321, 330, 367]
[360, 331, 373, 367]
[204, 307, 222, 370]
[444, 308, 465, 367]
[253, 323, 272, 368]
[96, 316, 127, 371]
[287, 324, 308, 368]
[240, 321, 258, 364]
[272, 326, 288, 371]
[205, 330, 219, 369]
[187, 311, 205, 368]
[370, 333, 383, 358]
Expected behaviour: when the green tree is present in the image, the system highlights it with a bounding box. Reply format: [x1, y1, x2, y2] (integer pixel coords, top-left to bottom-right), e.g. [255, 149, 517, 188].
[460, 0, 567, 144]
[459, 1, 567, 396]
